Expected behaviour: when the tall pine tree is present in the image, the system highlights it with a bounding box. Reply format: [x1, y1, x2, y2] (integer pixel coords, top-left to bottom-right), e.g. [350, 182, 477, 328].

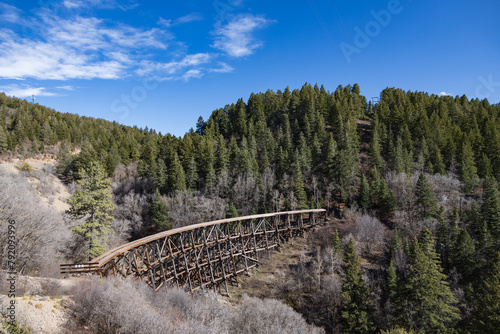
[341, 237, 375, 333]
[415, 172, 437, 219]
[395, 228, 459, 333]
[150, 189, 171, 232]
[66, 161, 115, 260]
[481, 176, 500, 243]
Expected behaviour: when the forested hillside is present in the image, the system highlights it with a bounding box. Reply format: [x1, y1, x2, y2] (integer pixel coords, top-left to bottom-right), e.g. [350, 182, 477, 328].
[1, 84, 500, 333]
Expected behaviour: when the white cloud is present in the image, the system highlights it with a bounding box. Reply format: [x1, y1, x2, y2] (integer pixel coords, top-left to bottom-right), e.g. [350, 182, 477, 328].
[0, 2, 22, 23]
[63, 0, 139, 11]
[209, 62, 234, 73]
[137, 53, 213, 79]
[63, 0, 83, 9]
[0, 84, 57, 98]
[158, 17, 172, 27]
[439, 91, 450, 96]
[212, 14, 273, 57]
[0, 29, 127, 80]
[182, 69, 203, 81]
[56, 85, 75, 91]
[175, 13, 203, 24]
[0, 4, 260, 84]
[0, 10, 168, 80]
[158, 13, 203, 28]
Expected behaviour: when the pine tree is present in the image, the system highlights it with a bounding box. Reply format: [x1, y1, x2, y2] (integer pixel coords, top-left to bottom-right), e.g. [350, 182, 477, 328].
[341, 237, 375, 333]
[277, 146, 288, 177]
[0, 124, 7, 154]
[155, 159, 168, 193]
[390, 229, 404, 262]
[379, 178, 397, 221]
[215, 134, 229, 174]
[66, 161, 115, 260]
[468, 201, 482, 237]
[415, 172, 437, 219]
[226, 202, 238, 218]
[238, 137, 253, 175]
[139, 140, 157, 178]
[185, 156, 198, 190]
[476, 220, 492, 260]
[451, 228, 476, 283]
[325, 133, 337, 178]
[370, 167, 383, 206]
[390, 136, 405, 173]
[55, 141, 75, 183]
[481, 176, 500, 241]
[336, 136, 359, 200]
[459, 140, 478, 193]
[357, 174, 371, 211]
[370, 118, 384, 170]
[435, 206, 450, 271]
[205, 162, 217, 192]
[478, 153, 493, 179]
[432, 145, 446, 175]
[333, 228, 341, 254]
[168, 153, 186, 193]
[387, 260, 397, 301]
[471, 252, 500, 333]
[395, 228, 459, 333]
[150, 189, 171, 232]
[293, 153, 308, 209]
[386, 259, 398, 327]
[195, 116, 205, 135]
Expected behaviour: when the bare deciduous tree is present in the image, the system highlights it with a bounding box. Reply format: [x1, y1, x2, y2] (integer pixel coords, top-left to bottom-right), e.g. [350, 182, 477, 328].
[0, 170, 71, 275]
[165, 190, 226, 228]
[349, 215, 387, 257]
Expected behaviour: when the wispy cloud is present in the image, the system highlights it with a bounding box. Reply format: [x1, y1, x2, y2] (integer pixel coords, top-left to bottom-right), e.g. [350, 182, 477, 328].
[0, 84, 57, 98]
[182, 69, 203, 81]
[56, 85, 75, 91]
[212, 14, 273, 57]
[230, 0, 246, 6]
[157, 17, 172, 27]
[158, 13, 203, 28]
[0, 10, 168, 80]
[137, 53, 213, 79]
[63, 1, 83, 9]
[209, 62, 234, 73]
[63, 0, 139, 11]
[176, 13, 203, 24]
[0, 2, 22, 23]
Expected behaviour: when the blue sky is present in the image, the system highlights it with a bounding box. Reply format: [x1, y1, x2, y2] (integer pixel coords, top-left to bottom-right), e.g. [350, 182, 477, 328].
[1, 0, 499, 136]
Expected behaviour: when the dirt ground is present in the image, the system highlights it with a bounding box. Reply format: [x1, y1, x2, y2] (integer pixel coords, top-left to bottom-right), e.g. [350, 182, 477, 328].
[0, 276, 85, 334]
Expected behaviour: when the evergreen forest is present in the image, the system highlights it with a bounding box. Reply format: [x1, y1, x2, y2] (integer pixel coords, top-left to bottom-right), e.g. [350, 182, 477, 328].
[1, 83, 499, 333]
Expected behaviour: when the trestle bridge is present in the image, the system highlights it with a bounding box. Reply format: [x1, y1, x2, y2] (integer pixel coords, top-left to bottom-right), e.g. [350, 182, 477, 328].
[61, 209, 327, 295]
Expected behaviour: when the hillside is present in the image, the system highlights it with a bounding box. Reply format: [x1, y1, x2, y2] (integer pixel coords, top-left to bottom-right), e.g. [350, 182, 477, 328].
[1, 84, 500, 333]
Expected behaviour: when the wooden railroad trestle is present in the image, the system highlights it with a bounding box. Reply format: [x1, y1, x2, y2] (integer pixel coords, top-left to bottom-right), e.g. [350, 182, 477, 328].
[61, 209, 326, 295]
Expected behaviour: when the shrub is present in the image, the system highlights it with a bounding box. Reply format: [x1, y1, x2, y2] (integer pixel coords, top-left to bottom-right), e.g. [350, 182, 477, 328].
[232, 295, 324, 334]
[19, 163, 33, 173]
[39, 279, 62, 297]
[68, 277, 324, 334]
[1, 321, 32, 334]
